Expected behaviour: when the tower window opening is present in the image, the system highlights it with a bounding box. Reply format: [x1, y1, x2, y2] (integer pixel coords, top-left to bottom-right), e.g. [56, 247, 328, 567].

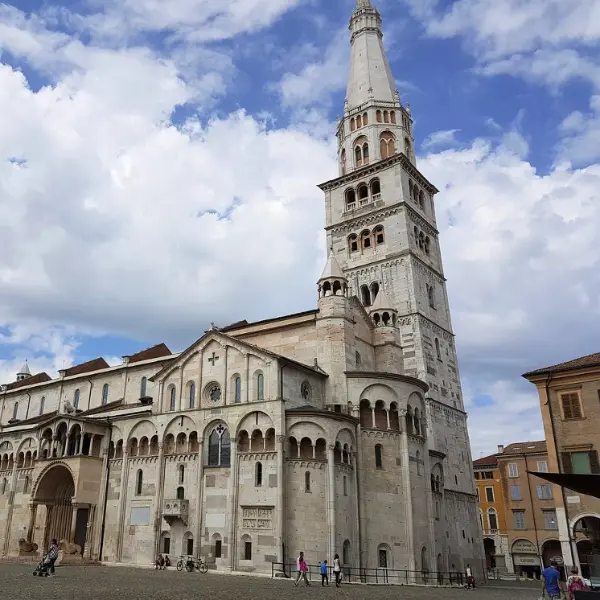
[370, 281, 379, 301]
[408, 180, 414, 198]
[376, 110, 382, 123]
[390, 111, 396, 124]
[375, 444, 383, 468]
[362, 143, 369, 164]
[435, 338, 441, 361]
[424, 236, 430, 254]
[348, 234, 358, 253]
[413, 185, 419, 203]
[358, 184, 369, 205]
[380, 131, 396, 159]
[363, 112, 368, 125]
[360, 285, 372, 307]
[419, 190, 425, 210]
[382, 312, 390, 325]
[340, 149, 346, 175]
[373, 312, 381, 325]
[305, 471, 311, 493]
[361, 230, 371, 249]
[383, 111, 389, 123]
[405, 138, 412, 160]
[350, 118, 356, 131]
[418, 231, 425, 250]
[345, 188, 356, 210]
[427, 284, 436, 309]
[374, 226, 384, 245]
[357, 114, 362, 128]
[355, 145, 362, 167]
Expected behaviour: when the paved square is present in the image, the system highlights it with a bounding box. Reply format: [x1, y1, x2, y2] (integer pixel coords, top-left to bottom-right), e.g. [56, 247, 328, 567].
[1, 563, 541, 600]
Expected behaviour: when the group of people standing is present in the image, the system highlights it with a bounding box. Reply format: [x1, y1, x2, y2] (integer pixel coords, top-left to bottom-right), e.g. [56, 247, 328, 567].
[542, 560, 591, 600]
[294, 552, 342, 587]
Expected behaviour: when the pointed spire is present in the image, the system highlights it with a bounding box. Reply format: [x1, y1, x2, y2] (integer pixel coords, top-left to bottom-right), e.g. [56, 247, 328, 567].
[319, 251, 345, 281]
[16, 360, 31, 382]
[370, 288, 394, 312]
[347, 0, 396, 110]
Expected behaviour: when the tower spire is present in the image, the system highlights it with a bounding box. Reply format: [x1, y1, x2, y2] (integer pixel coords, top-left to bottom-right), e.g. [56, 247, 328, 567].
[356, 0, 371, 7]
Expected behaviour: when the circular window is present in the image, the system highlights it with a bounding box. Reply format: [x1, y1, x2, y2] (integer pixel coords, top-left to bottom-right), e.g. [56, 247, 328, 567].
[205, 382, 222, 403]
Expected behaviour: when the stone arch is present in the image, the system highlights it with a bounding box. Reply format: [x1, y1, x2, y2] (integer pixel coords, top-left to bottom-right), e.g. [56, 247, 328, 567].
[377, 542, 392, 568]
[335, 427, 355, 449]
[359, 383, 399, 410]
[164, 415, 197, 444]
[236, 410, 274, 436]
[127, 419, 157, 444]
[16, 437, 38, 457]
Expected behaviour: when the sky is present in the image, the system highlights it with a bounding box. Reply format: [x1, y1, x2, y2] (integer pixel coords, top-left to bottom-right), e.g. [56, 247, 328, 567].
[1, 0, 600, 458]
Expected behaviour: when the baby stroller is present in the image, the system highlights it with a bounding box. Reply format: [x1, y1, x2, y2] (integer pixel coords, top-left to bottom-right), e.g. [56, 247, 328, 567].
[32, 552, 54, 577]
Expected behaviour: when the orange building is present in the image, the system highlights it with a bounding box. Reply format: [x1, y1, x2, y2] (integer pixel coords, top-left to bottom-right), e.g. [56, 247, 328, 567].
[474, 454, 509, 572]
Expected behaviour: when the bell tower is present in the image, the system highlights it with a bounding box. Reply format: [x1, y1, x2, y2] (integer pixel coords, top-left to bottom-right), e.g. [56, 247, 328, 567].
[318, 0, 463, 409]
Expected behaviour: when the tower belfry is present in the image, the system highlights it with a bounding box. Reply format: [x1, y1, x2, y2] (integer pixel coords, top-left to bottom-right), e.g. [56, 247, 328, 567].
[319, 0, 463, 409]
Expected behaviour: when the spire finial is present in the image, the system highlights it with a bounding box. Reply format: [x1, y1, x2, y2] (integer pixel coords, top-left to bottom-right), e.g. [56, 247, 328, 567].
[357, 0, 371, 7]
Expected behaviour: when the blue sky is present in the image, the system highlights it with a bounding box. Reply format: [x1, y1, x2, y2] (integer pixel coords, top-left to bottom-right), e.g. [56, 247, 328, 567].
[2, 0, 600, 456]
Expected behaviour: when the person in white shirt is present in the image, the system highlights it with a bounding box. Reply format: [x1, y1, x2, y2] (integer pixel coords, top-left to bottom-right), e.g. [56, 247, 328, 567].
[333, 554, 341, 587]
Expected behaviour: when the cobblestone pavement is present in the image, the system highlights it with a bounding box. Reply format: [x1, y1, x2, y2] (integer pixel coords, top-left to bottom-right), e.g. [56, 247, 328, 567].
[1, 563, 541, 600]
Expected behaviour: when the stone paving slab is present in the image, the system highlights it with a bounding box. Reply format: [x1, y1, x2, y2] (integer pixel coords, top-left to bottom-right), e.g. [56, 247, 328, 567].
[1, 563, 540, 600]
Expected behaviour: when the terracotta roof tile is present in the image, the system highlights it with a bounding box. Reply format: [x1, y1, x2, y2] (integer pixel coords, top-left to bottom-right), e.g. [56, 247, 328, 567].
[6, 410, 58, 427]
[523, 352, 600, 378]
[62, 358, 110, 377]
[79, 399, 123, 416]
[5, 372, 52, 390]
[125, 343, 172, 364]
[499, 441, 547, 456]
[473, 454, 498, 467]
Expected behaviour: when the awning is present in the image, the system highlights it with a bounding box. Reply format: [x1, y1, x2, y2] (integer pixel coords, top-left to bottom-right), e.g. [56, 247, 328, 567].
[527, 471, 600, 499]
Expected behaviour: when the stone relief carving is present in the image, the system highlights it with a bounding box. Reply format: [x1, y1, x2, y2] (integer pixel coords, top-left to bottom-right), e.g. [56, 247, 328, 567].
[242, 507, 273, 530]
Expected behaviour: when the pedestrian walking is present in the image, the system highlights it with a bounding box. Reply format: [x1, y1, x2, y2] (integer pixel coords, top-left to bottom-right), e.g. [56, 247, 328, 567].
[567, 566, 589, 600]
[466, 564, 475, 589]
[541, 560, 564, 599]
[294, 552, 310, 586]
[333, 553, 341, 587]
[320, 559, 329, 586]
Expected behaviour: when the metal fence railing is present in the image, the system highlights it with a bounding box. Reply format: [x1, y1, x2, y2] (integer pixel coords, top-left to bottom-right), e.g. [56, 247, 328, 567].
[271, 562, 467, 586]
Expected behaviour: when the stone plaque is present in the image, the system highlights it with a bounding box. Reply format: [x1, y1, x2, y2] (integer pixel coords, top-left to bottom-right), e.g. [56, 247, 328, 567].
[129, 506, 151, 526]
[242, 507, 273, 530]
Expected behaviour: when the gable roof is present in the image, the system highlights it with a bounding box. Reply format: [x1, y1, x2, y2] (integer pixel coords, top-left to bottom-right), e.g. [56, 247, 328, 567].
[523, 352, 600, 378]
[219, 309, 318, 333]
[62, 357, 110, 377]
[6, 410, 58, 428]
[498, 441, 547, 456]
[125, 343, 172, 364]
[150, 330, 328, 382]
[319, 252, 345, 280]
[473, 454, 498, 468]
[4, 372, 52, 391]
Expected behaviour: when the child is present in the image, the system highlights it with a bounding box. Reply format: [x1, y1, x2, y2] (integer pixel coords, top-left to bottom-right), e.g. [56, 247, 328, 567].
[320, 560, 329, 586]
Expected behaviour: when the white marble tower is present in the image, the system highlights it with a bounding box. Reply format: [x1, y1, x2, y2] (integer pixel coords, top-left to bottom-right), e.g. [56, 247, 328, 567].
[319, 0, 464, 410]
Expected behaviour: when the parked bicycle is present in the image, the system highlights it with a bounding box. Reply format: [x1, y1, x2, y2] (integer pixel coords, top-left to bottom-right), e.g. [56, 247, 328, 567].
[176, 555, 208, 573]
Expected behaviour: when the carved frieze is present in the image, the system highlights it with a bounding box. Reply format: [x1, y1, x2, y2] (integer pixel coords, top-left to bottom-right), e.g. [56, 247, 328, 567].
[328, 206, 403, 235]
[242, 506, 273, 530]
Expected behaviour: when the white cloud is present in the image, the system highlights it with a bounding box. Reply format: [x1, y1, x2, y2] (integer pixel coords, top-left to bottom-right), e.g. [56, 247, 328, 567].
[557, 95, 600, 166]
[422, 128, 460, 149]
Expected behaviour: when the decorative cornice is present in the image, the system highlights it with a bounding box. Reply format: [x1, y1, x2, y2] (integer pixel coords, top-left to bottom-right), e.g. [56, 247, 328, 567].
[326, 204, 403, 234]
[426, 397, 467, 417]
[428, 449, 447, 460]
[318, 153, 438, 195]
[361, 429, 401, 440]
[239, 451, 277, 461]
[345, 370, 429, 393]
[287, 459, 326, 469]
[406, 205, 439, 236]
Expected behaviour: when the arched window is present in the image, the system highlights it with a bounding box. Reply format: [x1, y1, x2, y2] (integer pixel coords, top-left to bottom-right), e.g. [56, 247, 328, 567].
[348, 234, 358, 253]
[102, 383, 109, 405]
[140, 377, 147, 398]
[350, 118, 356, 131]
[370, 179, 381, 199]
[357, 183, 369, 205]
[135, 469, 143, 496]
[363, 112, 368, 125]
[343, 475, 347, 496]
[419, 190, 425, 210]
[305, 471, 311, 493]
[360, 229, 371, 250]
[383, 110, 389, 123]
[345, 189, 356, 210]
[73, 389, 80, 409]
[355, 145, 362, 166]
[179, 464, 185, 484]
[12, 403, 18, 421]
[424, 236, 430, 255]
[360, 284, 371, 307]
[24, 475, 29, 493]
[189, 383, 196, 409]
[357, 114, 362, 128]
[169, 385, 176, 411]
[363, 143, 369, 164]
[405, 137, 412, 160]
[355, 351, 362, 368]
[375, 444, 383, 468]
[428, 284, 435, 309]
[255, 462, 263, 487]
[370, 281, 380, 302]
[208, 425, 231, 467]
[256, 373, 264, 401]
[177, 486, 185, 499]
[390, 111, 396, 124]
[488, 508, 498, 531]
[234, 376, 241, 403]
[343, 540, 351, 564]
[435, 338, 441, 360]
[161, 533, 171, 554]
[39, 397, 45, 416]
[379, 131, 396, 159]
[376, 110, 382, 122]
[340, 149, 346, 175]
[354, 136, 368, 167]
[374, 226, 384, 246]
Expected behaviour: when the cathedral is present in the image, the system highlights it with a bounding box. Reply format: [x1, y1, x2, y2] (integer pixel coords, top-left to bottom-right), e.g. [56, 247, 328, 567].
[0, 0, 483, 579]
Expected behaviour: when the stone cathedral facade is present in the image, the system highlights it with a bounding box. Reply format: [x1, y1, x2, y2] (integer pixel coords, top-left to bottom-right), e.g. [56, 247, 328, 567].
[0, 0, 483, 578]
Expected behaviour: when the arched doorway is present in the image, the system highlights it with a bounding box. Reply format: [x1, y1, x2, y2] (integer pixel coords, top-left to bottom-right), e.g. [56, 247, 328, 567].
[574, 516, 600, 578]
[541, 540, 564, 576]
[484, 538, 496, 571]
[33, 465, 77, 552]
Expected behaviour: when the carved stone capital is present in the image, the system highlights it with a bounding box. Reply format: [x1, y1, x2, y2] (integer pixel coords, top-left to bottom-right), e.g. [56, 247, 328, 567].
[328, 444, 336, 451]
[277, 435, 286, 444]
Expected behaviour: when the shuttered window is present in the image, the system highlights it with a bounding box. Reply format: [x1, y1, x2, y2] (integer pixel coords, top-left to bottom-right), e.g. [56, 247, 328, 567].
[561, 392, 582, 419]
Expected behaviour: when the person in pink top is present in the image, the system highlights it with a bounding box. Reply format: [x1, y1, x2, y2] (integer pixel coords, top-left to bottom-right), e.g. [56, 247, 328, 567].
[294, 552, 310, 586]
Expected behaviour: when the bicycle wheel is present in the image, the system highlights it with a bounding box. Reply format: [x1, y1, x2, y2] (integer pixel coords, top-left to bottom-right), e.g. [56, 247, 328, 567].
[176, 560, 184, 571]
[199, 562, 208, 574]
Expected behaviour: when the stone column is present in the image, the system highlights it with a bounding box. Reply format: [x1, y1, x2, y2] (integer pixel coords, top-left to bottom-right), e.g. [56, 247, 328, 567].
[26, 502, 38, 543]
[371, 408, 376, 428]
[327, 444, 337, 560]
[194, 439, 204, 559]
[115, 448, 129, 562]
[399, 410, 415, 572]
[70, 503, 79, 544]
[422, 420, 436, 575]
[92, 446, 110, 560]
[276, 435, 285, 563]
[86, 505, 96, 560]
[2, 454, 19, 555]
[352, 450, 361, 568]
[386, 410, 391, 430]
[245, 354, 250, 403]
[227, 439, 238, 571]
[153, 444, 166, 559]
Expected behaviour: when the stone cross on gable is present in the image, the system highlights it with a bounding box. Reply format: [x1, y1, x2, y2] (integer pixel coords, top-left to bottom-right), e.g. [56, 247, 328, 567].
[208, 352, 219, 366]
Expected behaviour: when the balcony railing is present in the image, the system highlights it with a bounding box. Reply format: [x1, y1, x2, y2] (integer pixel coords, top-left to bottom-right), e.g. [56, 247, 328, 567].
[344, 194, 383, 213]
[163, 499, 189, 524]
